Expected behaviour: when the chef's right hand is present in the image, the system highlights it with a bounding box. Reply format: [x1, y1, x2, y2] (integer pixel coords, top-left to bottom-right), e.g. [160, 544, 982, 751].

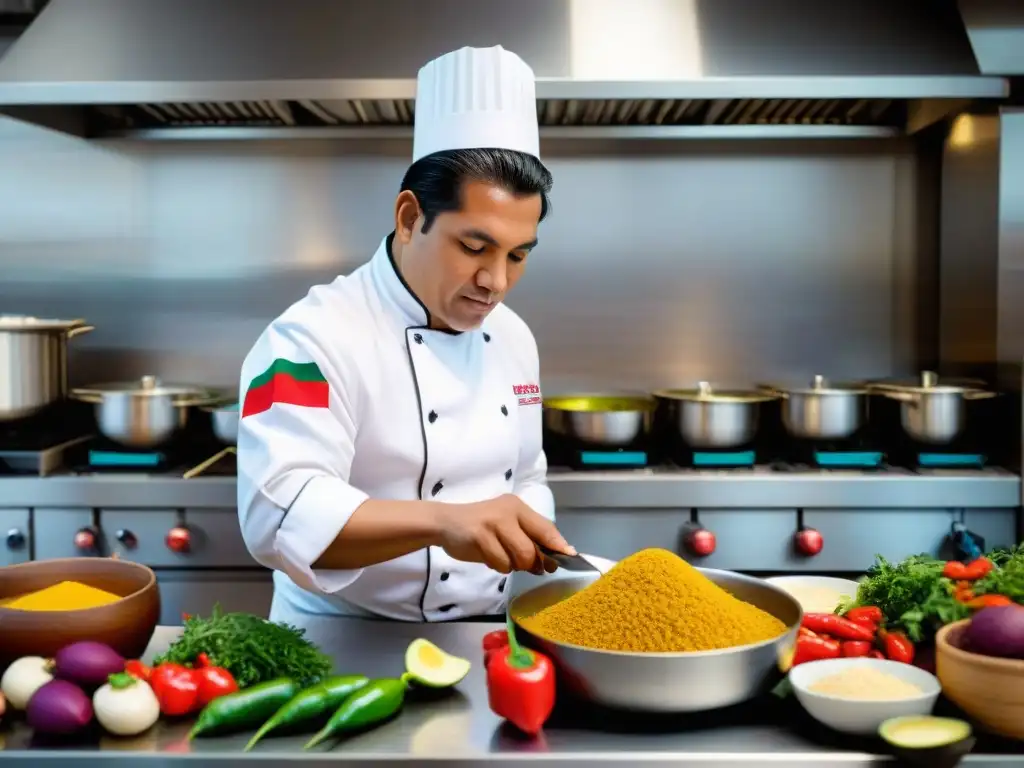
[435, 494, 576, 574]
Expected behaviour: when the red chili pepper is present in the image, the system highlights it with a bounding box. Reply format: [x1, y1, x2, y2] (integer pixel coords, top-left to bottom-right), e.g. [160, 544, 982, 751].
[124, 659, 152, 681]
[798, 627, 819, 639]
[801, 613, 875, 642]
[943, 561, 969, 580]
[962, 557, 994, 580]
[844, 606, 883, 626]
[791, 634, 841, 667]
[967, 594, 1014, 609]
[486, 626, 555, 736]
[149, 662, 200, 716]
[869, 649, 885, 660]
[840, 640, 873, 658]
[191, 653, 239, 706]
[879, 629, 915, 664]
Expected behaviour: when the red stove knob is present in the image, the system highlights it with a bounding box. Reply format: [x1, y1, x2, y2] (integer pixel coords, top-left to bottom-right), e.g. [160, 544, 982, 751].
[166, 526, 192, 554]
[74, 528, 97, 553]
[795, 527, 824, 556]
[685, 526, 717, 557]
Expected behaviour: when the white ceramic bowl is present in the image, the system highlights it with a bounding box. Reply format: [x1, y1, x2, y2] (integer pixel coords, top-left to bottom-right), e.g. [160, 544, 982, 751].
[765, 575, 861, 613]
[790, 658, 941, 735]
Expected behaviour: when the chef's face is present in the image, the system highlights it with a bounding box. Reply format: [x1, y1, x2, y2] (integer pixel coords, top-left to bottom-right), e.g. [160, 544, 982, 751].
[394, 180, 542, 332]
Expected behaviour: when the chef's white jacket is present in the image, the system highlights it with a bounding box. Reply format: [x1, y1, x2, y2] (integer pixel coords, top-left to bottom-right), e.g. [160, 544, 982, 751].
[237, 234, 554, 623]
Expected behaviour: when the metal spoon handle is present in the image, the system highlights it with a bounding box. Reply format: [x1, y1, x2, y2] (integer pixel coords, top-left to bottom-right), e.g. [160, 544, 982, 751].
[537, 543, 599, 572]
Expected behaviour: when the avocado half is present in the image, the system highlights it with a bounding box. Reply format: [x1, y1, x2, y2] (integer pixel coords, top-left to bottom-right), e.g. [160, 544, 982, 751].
[879, 716, 975, 768]
[404, 638, 471, 688]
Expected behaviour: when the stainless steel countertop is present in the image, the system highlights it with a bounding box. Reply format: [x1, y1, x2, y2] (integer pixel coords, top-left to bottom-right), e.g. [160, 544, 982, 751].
[0, 467, 1018, 508]
[0, 619, 1021, 766]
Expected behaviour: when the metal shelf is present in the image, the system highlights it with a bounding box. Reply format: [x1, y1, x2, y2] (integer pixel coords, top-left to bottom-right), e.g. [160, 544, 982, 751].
[0, 470, 1017, 509]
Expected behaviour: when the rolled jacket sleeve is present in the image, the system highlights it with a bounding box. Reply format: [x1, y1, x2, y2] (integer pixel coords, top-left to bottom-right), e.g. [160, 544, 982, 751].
[237, 315, 368, 595]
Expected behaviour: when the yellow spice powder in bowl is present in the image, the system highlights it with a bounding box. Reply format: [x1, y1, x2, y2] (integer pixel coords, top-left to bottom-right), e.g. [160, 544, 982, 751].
[790, 658, 941, 735]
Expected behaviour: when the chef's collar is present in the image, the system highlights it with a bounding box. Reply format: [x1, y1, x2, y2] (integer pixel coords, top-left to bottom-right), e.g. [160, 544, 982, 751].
[372, 232, 462, 335]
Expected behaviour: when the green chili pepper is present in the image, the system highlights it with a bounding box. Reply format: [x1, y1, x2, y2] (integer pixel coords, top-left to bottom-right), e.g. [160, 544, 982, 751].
[303, 678, 407, 750]
[244, 675, 369, 752]
[188, 678, 299, 739]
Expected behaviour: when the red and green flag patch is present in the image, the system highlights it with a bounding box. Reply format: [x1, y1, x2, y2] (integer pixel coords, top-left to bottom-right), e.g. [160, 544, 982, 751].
[242, 358, 329, 418]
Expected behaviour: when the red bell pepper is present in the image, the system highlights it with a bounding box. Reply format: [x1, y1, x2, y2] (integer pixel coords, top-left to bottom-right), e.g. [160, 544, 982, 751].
[193, 653, 239, 706]
[124, 659, 152, 681]
[487, 623, 555, 736]
[149, 662, 200, 716]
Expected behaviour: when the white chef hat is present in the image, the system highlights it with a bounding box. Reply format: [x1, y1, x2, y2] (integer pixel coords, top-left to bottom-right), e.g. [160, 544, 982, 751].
[412, 45, 540, 163]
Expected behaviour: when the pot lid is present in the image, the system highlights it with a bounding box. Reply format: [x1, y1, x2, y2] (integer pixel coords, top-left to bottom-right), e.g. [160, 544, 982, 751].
[867, 370, 989, 394]
[0, 315, 87, 332]
[760, 374, 869, 395]
[72, 375, 218, 405]
[653, 381, 778, 404]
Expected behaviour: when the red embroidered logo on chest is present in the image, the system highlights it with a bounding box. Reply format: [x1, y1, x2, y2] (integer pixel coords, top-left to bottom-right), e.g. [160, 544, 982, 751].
[513, 383, 542, 406]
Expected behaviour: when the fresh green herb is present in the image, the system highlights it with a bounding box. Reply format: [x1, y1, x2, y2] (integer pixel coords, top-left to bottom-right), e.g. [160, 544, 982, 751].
[975, 545, 1024, 600]
[840, 554, 967, 642]
[154, 607, 333, 689]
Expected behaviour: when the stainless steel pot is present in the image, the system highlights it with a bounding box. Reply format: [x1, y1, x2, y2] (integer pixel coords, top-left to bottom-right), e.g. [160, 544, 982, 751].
[0, 316, 94, 421]
[509, 567, 800, 712]
[653, 382, 777, 449]
[867, 371, 996, 445]
[543, 394, 656, 447]
[71, 375, 220, 449]
[202, 401, 239, 445]
[760, 374, 869, 440]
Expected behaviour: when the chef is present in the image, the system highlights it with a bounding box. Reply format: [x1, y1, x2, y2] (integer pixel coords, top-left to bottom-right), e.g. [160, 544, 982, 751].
[236, 46, 575, 625]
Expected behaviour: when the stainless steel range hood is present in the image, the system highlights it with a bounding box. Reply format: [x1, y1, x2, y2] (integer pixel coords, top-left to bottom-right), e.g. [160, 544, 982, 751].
[0, 0, 1011, 141]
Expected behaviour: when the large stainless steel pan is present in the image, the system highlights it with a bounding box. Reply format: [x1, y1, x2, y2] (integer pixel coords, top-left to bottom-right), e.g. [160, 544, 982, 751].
[71, 375, 220, 449]
[0, 316, 94, 421]
[542, 393, 655, 447]
[202, 400, 239, 445]
[867, 371, 996, 445]
[508, 561, 801, 712]
[654, 382, 778, 449]
[760, 374, 869, 440]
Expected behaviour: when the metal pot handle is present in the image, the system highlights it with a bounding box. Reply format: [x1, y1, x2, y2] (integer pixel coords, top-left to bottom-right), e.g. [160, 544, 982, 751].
[66, 325, 95, 339]
[964, 390, 998, 401]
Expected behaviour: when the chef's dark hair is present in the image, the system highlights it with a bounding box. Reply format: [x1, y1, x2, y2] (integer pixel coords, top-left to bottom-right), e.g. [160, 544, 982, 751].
[400, 148, 552, 233]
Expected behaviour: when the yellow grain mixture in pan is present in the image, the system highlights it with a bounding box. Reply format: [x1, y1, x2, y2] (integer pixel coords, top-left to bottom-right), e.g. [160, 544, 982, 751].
[517, 548, 788, 652]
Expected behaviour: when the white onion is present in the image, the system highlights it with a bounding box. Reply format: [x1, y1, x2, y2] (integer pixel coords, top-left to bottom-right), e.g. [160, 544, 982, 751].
[1, 656, 54, 710]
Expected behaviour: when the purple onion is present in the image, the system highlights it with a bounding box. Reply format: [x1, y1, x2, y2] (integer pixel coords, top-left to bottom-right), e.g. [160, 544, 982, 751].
[965, 605, 1024, 660]
[26, 679, 93, 735]
[53, 641, 125, 689]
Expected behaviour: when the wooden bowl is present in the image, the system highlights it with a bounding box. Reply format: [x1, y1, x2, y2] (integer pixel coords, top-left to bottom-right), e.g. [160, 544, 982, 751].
[0, 558, 160, 672]
[936, 619, 1024, 740]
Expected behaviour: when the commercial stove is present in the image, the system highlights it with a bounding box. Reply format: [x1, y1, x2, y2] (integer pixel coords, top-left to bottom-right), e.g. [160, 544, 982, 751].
[1, 404, 1019, 624]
